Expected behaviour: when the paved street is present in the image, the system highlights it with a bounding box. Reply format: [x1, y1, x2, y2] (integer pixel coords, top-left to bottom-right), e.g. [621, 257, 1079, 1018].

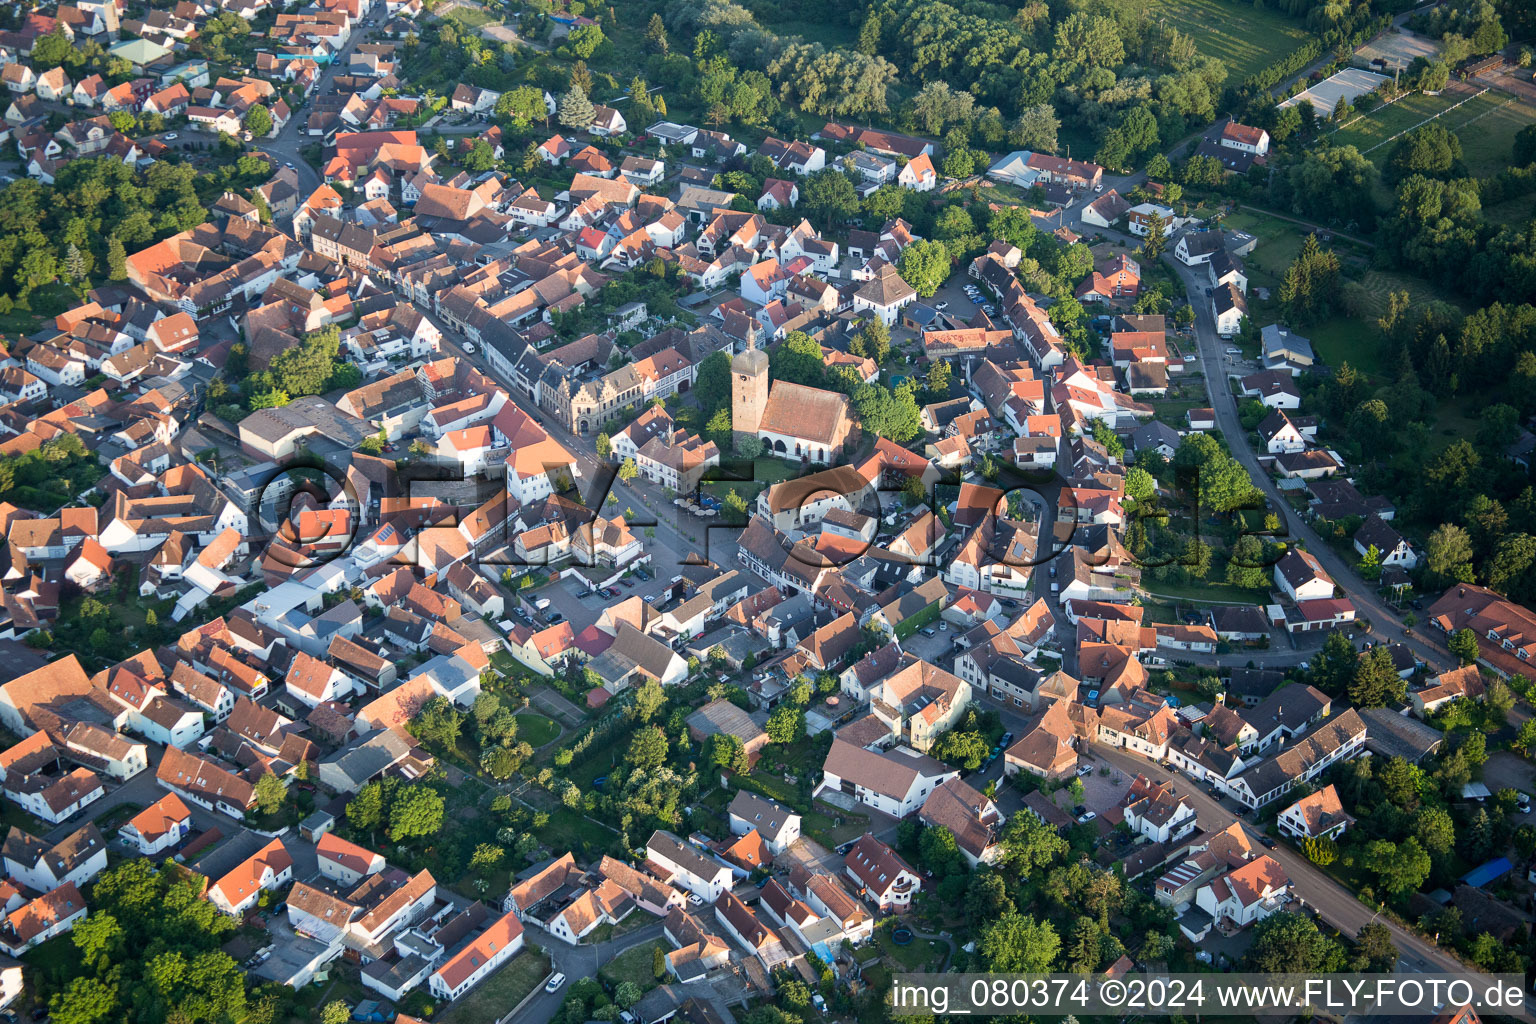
[1168, 254, 1454, 676]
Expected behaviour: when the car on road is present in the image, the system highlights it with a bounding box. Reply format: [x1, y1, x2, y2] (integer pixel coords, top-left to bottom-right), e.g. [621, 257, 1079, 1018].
[164, 132, 178, 140]
[1094, 183, 1104, 192]
[1076, 763, 1094, 776]
[462, 342, 476, 353]
[1258, 837, 1277, 849]
[545, 973, 567, 993]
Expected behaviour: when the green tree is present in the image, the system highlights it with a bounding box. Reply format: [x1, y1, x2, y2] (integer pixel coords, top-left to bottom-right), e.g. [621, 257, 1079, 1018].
[618, 457, 639, 483]
[1227, 534, 1269, 589]
[631, 678, 666, 723]
[898, 239, 950, 297]
[388, 785, 445, 842]
[1449, 627, 1480, 666]
[557, 86, 595, 130]
[766, 704, 805, 744]
[50, 977, 117, 1024]
[71, 911, 122, 962]
[800, 169, 859, 229]
[107, 235, 127, 281]
[627, 725, 669, 770]
[644, 13, 669, 53]
[1246, 912, 1345, 972]
[320, 1002, 350, 1024]
[1361, 836, 1431, 896]
[1352, 922, 1399, 973]
[496, 86, 549, 129]
[998, 809, 1067, 875]
[244, 104, 273, 138]
[595, 432, 611, 460]
[977, 909, 1060, 972]
[252, 772, 288, 815]
[347, 781, 384, 832]
[1310, 630, 1360, 696]
[1349, 646, 1407, 708]
[1426, 524, 1476, 587]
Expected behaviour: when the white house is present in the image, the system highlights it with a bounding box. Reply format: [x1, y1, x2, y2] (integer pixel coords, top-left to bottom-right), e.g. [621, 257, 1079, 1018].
[817, 739, 958, 819]
[1193, 855, 1289, 930]
[118, 792, 193, 856]
[1353, 515, 1418, 569]
[2, 824, 108, 894]
[727, 791, 801, 856]
[1120, 776, 1197, 844]
[645, 831, 734, 902]
[207, 839, 293, 916]
[1212, 283, 1247, 337]
[843, 834, 921, 910]
[317, 832, 386, 886]
[1276, 784, 1353, 841]
[429, 911, 525, 1001]
[1273, 548, 1334, 603]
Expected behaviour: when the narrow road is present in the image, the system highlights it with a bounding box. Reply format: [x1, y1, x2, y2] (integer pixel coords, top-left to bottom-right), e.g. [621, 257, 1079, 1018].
[1165, 253, 1453, 676]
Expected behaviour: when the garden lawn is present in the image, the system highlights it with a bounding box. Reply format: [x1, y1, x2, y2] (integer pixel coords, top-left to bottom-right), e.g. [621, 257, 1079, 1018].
[875, 928, 947, 971]
[1140, 578, 1268, 605]
[514, 712, 562, 747]
[599, 939, 668, 992]
[442, 947, 551, 1024]
[1142, 0, 1312, 82]
[542, 806, 620, 861]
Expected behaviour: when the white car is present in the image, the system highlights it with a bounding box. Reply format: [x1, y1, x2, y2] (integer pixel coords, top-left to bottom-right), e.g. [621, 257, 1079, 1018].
[1077, 811, 1097, 823]
[686, 892, 704, 905]
[1094, 183, 1105, 192]
[1076, 763, 1093, 776]
[163, 132, 178, 140]
[545, 973, 567, 993]
[934, 300, 949, 310]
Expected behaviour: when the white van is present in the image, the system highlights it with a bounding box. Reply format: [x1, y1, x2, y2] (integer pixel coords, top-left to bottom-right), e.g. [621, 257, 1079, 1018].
[533, 597, 552, 611]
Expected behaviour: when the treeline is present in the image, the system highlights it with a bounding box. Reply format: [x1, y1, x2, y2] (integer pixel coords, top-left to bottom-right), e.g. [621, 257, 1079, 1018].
[1244, 39, 1323, 92]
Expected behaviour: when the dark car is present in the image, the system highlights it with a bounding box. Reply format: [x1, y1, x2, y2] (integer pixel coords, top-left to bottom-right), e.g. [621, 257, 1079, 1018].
[1000, 732, 1014, 747]
[1259, 837, 1277, 849]
[546, 611, 565, 624]
[1073, 804, 1087, 816]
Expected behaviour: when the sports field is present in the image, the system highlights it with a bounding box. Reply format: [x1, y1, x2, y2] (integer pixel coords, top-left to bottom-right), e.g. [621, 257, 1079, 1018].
[1330, 90, 1467, 155]
[1329, 88, 1536, 178]
[1144, 0, 1312, 83]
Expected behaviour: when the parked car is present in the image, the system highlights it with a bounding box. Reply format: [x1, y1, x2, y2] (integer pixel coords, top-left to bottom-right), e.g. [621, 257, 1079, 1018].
[545, 973, 567, 993]
[546, 611, 565, 624]
[1258, 837, 1277, 849]
[934, 300, 949, 310]
[1077, 811, 1097, 823]
[1076, 763, 1094, 777]
[163, 132, 178, 140]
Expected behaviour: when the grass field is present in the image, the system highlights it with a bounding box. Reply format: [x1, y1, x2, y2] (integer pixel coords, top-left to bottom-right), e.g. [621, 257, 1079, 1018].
[514, 712, 561, 747]
[442, 948, 551, 1024]
[1144, 0, 1312, 82]
[1452, 98, 1536, 177]
[1308, 267, 1462, 379]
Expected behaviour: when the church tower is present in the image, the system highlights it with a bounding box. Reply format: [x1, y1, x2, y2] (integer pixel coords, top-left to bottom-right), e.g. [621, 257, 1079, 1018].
[731, 338, 769, 451]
